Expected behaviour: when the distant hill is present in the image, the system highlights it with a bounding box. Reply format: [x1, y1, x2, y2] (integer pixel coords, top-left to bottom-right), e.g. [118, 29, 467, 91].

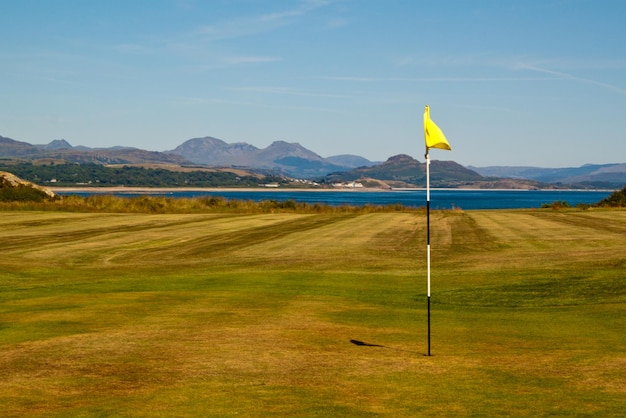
[321, 154, 485, 188]
[0, 135, 187, 165]
[0, 162, 283, 188]
[325, 154, 378, 168]
[470, 164, 626, 188]
[0, 135, 40, 157]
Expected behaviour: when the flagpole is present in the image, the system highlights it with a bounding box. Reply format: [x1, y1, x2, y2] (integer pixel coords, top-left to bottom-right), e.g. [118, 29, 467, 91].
[422, 104, 450, 358]
[425, 148, 431, 357]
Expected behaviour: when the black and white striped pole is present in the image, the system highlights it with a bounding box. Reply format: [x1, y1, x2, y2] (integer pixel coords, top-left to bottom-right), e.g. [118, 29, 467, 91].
[426, 147, 432, 356]
[423, 105, 451, 357]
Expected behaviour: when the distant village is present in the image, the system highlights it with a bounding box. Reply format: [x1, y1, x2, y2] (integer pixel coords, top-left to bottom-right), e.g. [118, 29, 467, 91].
[263, 179, 364, 188]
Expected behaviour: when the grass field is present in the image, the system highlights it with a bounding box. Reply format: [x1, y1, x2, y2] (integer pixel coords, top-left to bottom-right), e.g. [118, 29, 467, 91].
[1, 207, 625, 416]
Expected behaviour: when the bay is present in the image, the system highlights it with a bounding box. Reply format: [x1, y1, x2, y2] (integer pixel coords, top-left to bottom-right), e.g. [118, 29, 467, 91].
[56, 189, 614, 210]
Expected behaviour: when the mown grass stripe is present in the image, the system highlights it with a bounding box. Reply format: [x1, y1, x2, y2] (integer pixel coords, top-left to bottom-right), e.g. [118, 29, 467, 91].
[1, 209, 625, 416]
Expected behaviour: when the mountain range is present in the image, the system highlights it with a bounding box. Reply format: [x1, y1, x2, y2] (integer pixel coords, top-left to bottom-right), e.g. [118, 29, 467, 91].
[469, 164, 626, 187]
[0, 135, 187, 165]
[166, 136, 376, 178]
[1, 134, 625, 188]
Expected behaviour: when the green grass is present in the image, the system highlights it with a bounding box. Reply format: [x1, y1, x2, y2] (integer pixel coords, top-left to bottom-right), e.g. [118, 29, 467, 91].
[1, 208, 625, 416]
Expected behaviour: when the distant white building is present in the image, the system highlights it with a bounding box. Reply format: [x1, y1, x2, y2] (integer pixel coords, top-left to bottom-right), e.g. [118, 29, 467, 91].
[332, 181, 363, 188]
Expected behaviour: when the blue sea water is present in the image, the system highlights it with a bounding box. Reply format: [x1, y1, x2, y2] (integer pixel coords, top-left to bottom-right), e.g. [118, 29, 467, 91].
[56, 189, 614, 210]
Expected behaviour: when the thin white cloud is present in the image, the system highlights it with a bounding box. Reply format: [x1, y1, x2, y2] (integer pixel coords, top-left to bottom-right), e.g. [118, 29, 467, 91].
[111, 38, 282, 71]
[517, 63, 626, 96]
[195, 0, 334, 41]
[111, 1, 334, 70]
[451, 103, 519, 114]
[393, 52, 499, 68]
[113, 43, 150, 54]
[221, 56, 282, 65]
[186, 56, 282, 72]
[173, 94, 347, 114]
[315, 76, 555, 82]
[173, 96, 258, 107]
[230, 86, 350, 98]
[325, 17, 349, 28]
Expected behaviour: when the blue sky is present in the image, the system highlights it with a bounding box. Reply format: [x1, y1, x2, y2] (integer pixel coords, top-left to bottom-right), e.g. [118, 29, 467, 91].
[1, 0, 625, 167]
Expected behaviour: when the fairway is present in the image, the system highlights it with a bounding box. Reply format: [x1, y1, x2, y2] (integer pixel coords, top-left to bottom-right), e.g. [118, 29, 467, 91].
[1, 208, 625, 416]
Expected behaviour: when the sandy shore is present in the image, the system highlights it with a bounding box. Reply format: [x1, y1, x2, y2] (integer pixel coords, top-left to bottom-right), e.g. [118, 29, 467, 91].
[50, 186, 394, 193]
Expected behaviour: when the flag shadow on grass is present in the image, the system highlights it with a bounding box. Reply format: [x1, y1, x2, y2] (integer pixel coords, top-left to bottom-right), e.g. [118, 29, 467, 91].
[349, 339, 425, 355]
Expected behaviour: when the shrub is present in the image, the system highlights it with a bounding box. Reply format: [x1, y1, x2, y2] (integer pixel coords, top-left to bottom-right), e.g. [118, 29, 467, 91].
[541, 200, 570, 209]
[595, 186, 626, 207]
[0, 184, 51, 202]
[0, 193, 424, 214]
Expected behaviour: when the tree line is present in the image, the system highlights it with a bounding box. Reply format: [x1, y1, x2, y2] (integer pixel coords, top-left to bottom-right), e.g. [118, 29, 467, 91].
[0, 162, 283, 187]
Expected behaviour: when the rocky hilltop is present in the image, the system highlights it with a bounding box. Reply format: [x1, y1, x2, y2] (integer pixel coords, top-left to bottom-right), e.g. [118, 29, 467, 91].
[0, 171, 57, 200]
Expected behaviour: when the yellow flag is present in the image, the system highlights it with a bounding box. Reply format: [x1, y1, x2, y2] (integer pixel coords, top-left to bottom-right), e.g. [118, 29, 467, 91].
[424, 105, 451, 151]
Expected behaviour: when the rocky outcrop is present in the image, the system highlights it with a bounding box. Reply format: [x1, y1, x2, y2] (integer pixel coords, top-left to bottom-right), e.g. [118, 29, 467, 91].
[0, 171, 57, 198]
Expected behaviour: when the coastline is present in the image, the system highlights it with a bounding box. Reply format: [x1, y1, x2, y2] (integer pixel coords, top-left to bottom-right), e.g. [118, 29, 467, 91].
[46, 187, 613, 210]
[49, 186, 391, 193]
[50, 186, 614, 193]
